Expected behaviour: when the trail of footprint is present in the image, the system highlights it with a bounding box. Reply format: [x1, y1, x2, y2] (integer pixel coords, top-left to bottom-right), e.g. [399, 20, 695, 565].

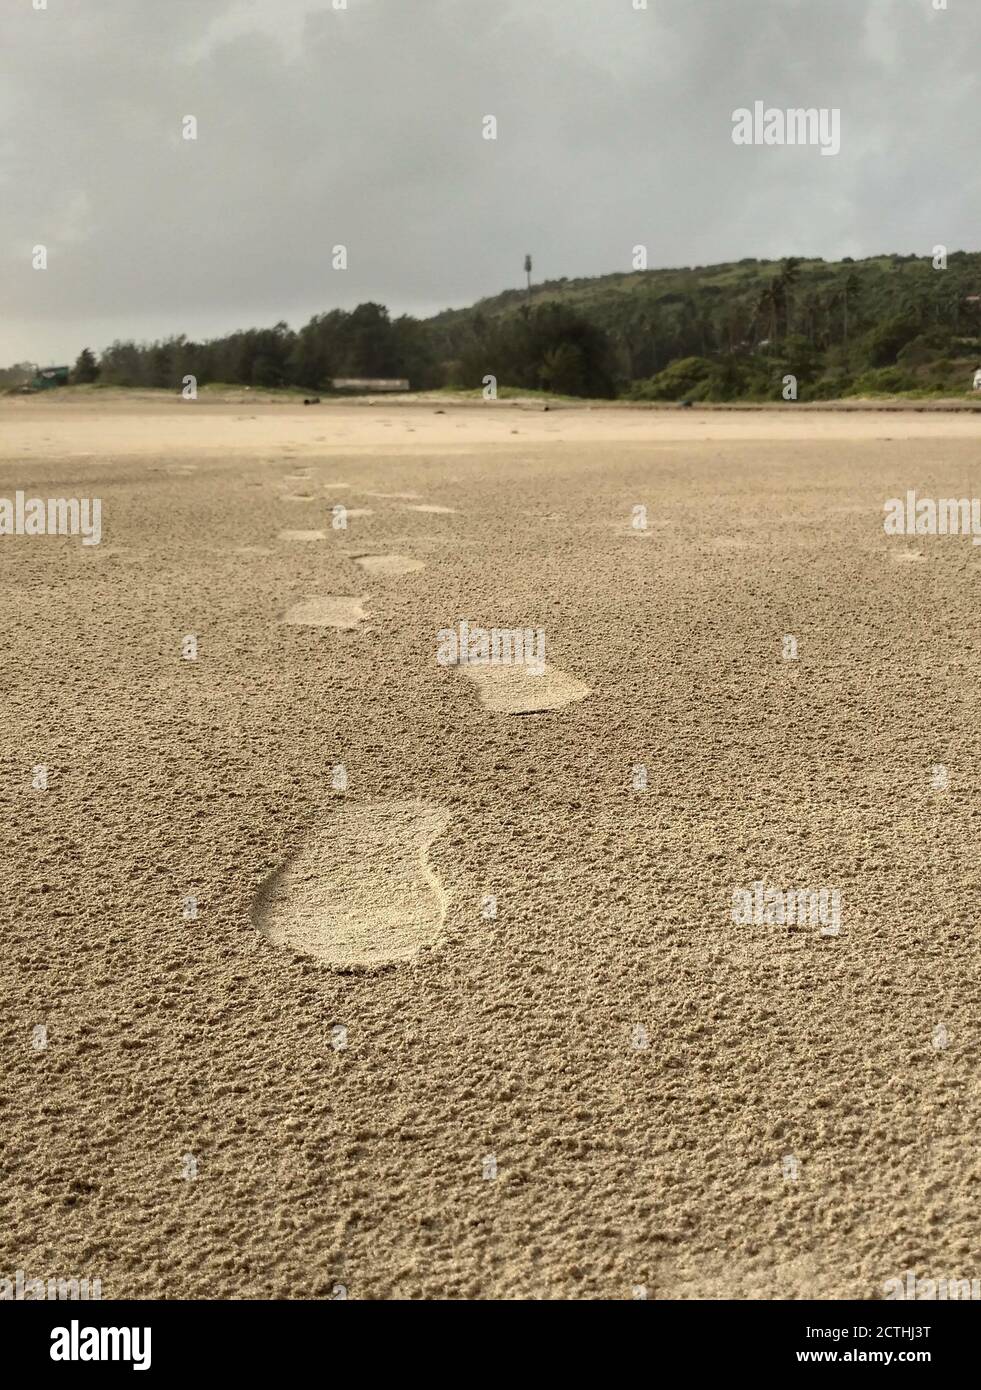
[459, 663, 591, 714]
[255, 800, 449, 967]
[353, 553, 425, 576]
[282, 596, 367, 628]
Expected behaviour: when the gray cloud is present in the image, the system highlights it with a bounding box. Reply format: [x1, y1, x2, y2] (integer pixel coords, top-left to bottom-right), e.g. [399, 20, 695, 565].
[2, 0, 979, 363]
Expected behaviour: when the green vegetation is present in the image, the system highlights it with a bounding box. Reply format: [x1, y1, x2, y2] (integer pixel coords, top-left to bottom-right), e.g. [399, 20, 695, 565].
[0, 361, 34, 389]
[436, 253, 981, 401]
[71, 348, 100, 384]
[8, 252, 981, 401]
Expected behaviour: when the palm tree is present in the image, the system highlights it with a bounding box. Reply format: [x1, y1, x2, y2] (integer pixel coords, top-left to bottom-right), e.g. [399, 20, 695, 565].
[840, 271, 860, 347]
[754, 283, 777, 347]
[778, 258, 802, 338]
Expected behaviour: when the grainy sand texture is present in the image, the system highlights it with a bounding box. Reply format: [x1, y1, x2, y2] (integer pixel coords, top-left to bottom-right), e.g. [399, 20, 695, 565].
[3, 396, 980, 1300]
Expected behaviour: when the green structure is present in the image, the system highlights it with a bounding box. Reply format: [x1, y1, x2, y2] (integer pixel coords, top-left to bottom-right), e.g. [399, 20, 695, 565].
[31, 366, 69, 390]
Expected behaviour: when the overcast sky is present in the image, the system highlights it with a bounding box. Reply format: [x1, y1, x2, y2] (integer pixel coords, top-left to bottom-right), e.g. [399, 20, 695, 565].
[2, 0, 978, 365]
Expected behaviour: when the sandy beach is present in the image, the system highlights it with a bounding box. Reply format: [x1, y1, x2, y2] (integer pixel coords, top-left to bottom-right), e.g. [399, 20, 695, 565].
[3, 396, 980, 1300]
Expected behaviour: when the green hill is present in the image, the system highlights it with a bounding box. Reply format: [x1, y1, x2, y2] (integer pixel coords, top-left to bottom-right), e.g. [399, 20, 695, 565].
[427, 253, 981, 401]
[31, 251, 981, 402]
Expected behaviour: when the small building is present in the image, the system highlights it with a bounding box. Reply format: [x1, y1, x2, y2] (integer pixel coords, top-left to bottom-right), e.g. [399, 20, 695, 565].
[31, 366, 70, 390]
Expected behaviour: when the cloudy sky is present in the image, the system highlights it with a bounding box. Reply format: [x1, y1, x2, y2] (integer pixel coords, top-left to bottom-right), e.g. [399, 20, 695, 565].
[2, 0, 978, 365]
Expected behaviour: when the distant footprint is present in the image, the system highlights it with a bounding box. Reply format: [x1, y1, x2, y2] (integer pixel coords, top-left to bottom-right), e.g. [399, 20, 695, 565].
[891, 550, 925, 563]
[404, 504, 458, 514]
[353, 553, 425, 576]
[330, 507, 374, 521]
[255, 800, 449, 967]
[459, 663, 591, 714]
[93, 546, 137, 564]
[281, 492, 316, 502]
[278, 529, 326, 542]
[281, 596, 367, 629]
[365, 490, 421, 500]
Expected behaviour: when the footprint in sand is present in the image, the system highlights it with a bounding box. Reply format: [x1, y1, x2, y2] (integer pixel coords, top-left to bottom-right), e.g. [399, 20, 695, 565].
[278, 529, 326, 542]
[281, 492, 316, 502]
[255, 800, 449, 967]
[365, 490, 421, 500]
[281, 596, 367, 629]
[353, 553, 425, 576]
[403, 504, 458, 514]
[330, 507, 374, 522]
[890, 550, 925, 563]
[459, 663, 591, 714]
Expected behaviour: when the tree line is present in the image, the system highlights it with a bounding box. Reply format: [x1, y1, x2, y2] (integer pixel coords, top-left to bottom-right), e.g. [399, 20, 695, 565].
[10, 251, 981, 401]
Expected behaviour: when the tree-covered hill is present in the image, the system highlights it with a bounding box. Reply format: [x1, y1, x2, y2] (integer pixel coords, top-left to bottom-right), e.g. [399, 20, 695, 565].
[428, 252, 981, 400]
[13, 252, 981, 402]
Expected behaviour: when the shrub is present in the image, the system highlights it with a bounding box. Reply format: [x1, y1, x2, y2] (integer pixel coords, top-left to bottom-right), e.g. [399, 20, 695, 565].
[847, 366, 919, 395]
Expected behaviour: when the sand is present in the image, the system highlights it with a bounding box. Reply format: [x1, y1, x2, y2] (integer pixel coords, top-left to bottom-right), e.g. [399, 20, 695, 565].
[352, 554, 426, 577]
[281, 595, 368, 630]
[255, 800, 450, 968]
[459, 662, 593, 715]
[2, 395, 980, 1300]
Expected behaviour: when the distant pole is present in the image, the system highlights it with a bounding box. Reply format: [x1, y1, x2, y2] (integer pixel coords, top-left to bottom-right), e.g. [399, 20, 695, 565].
[524, 254, 532, 297]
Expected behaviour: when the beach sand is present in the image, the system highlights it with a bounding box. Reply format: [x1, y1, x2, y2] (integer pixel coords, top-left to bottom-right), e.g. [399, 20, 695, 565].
[2, 396, 979, 1299]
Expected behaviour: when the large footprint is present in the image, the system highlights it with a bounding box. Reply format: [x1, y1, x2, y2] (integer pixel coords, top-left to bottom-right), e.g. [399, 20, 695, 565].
[281, 596, 367, 629]
[353, 553, 425, 576]
[255, 800, 449, 966]
[460, 663, 591, 714]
